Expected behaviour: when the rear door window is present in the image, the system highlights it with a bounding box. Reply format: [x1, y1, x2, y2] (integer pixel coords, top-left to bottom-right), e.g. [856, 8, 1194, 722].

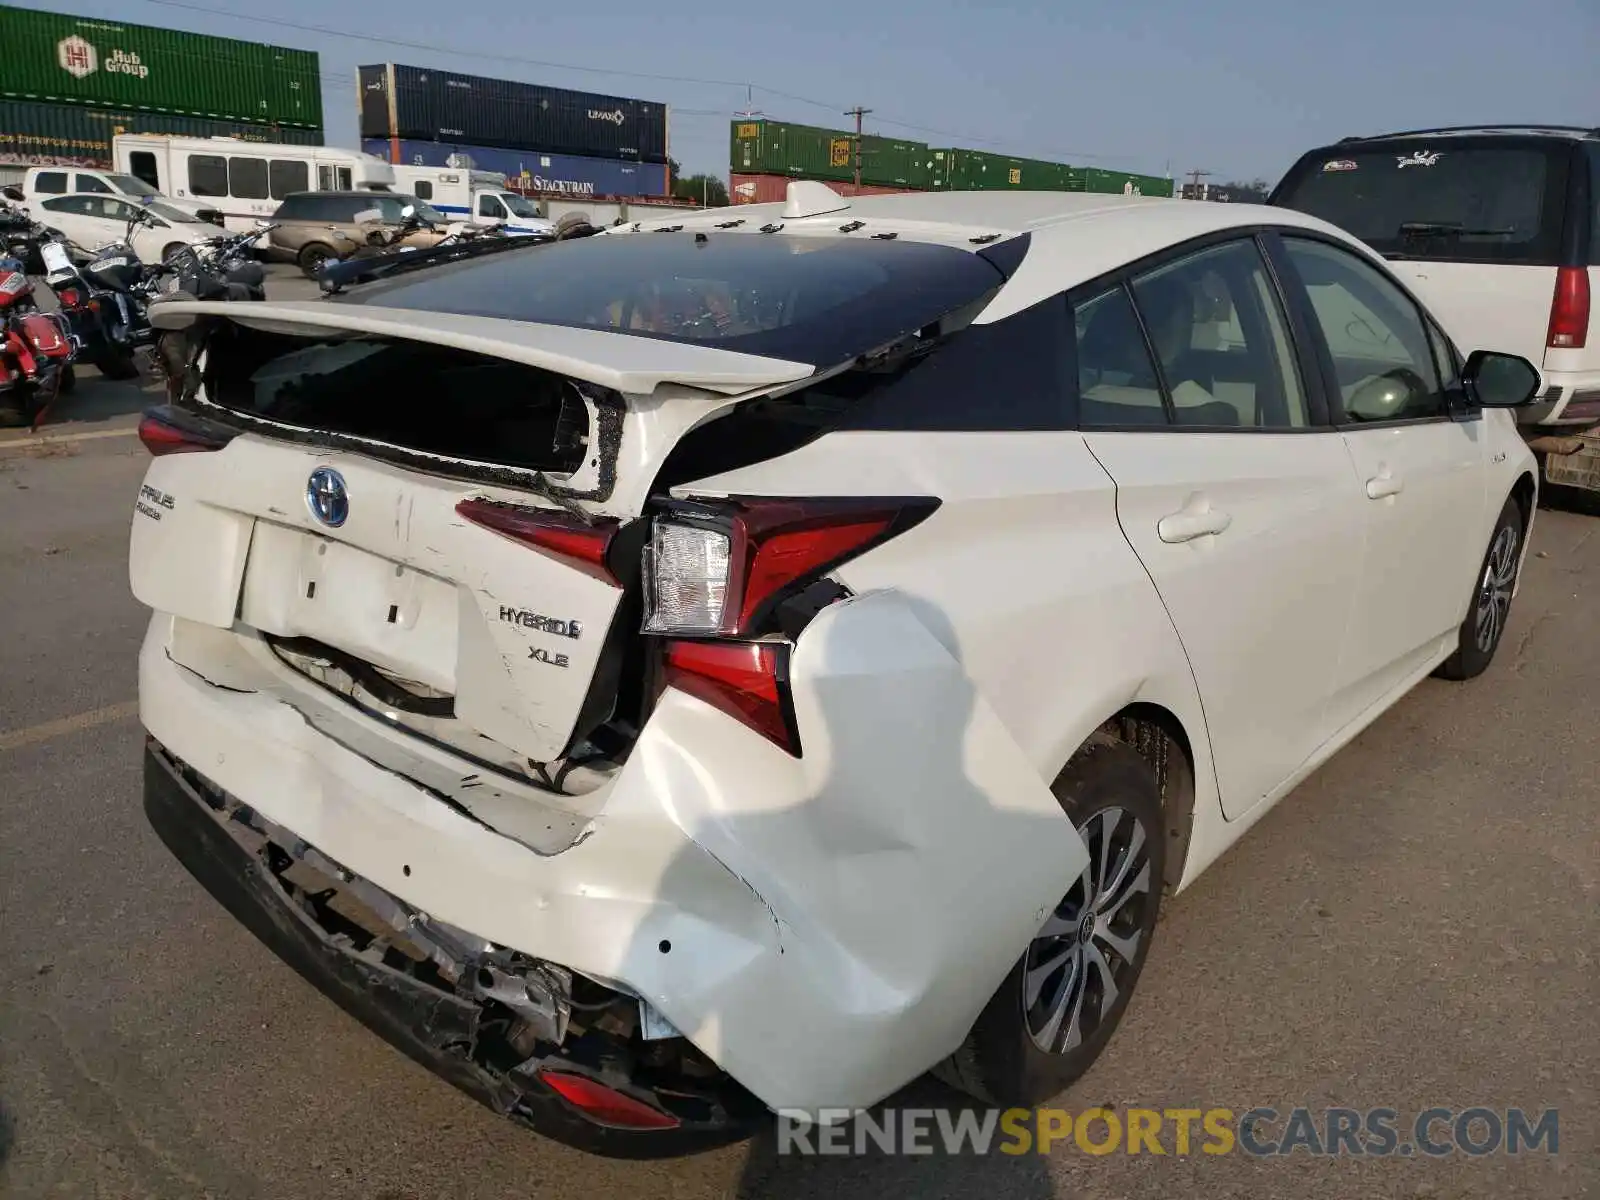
[1589, 144, 1600, 266]
[32, 171, 67, 195]
[1272, 141, 1568, 265]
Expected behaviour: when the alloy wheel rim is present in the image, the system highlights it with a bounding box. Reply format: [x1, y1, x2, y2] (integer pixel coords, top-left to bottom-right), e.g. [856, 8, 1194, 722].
[1023, 805, 1154, 1054]
[1474, 525, 1519, 654]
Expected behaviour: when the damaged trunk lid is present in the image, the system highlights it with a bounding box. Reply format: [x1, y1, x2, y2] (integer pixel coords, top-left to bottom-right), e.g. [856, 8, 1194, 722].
[137, 299, 815, 769]
[136, 231, 1009, 776]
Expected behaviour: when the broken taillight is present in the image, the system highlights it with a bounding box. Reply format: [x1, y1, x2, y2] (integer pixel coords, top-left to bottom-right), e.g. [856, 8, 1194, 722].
[646, 497, 937, 756]
[137, 408, 232, 456]
[536, 1069, 681, 1130]
[455, 498, 622, 586]
[642, 498, 933, 638]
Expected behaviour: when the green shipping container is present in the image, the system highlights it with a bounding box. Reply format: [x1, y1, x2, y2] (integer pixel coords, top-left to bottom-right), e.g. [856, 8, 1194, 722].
[928, 148, 1083, 192]
[0, 7, 321, 129]
[1082, 167, 1173, 197]
[0, 99, 322, 169]
[730, 120, 929, 189]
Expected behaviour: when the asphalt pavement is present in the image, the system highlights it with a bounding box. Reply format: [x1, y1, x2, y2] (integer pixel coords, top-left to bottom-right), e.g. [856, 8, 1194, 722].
[0, 349, 1595, 1199]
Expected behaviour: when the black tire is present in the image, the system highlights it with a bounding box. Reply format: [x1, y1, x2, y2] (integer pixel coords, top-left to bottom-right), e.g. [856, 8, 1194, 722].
[1435, 495, 1525, 681]
[94, 346, 140, 381]
[297, 243, 337, 278]
[934, 737, 1165, 1107]
[161, 242, 186, 262]
[57, 364, 75, 394]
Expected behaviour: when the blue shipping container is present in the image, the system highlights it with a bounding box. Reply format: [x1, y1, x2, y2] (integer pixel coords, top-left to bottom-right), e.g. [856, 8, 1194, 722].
[365, 138, 668, 197]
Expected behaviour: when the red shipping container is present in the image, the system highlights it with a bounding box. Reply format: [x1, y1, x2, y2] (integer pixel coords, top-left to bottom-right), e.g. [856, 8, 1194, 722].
[728, 172, 920, 205]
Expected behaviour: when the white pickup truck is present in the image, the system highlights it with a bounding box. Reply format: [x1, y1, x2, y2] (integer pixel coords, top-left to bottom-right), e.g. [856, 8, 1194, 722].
[387, 166, 557, 237]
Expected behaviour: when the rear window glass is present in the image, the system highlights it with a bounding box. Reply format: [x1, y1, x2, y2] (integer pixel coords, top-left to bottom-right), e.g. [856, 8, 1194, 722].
[1271, 142, 1567, 265]
[333, 232, 1008, 365]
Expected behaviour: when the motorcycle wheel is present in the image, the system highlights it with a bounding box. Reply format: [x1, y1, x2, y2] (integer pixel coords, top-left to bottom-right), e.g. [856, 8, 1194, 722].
[94, 346, 140, 381]
[58, 364, 76, 394]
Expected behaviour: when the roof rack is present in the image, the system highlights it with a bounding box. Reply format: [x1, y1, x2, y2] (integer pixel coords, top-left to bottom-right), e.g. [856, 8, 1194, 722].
[1338, 124, 1600, 143]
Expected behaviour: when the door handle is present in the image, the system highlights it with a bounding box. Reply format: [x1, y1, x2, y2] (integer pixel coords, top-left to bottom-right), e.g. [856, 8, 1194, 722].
[1366, 474, 1405, 500]
[1157, 506, 1233, 544]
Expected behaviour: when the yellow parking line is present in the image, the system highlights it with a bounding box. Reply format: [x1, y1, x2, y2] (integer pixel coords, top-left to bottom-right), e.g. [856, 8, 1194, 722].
[0, 700, 140, 753]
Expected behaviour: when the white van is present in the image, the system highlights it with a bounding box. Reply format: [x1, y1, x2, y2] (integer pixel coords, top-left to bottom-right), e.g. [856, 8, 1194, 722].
[18, 165, 223, 226]
[388, 165, 557, 237]
[114, 135, 396, 231]
[1270, 125, 1599, 432]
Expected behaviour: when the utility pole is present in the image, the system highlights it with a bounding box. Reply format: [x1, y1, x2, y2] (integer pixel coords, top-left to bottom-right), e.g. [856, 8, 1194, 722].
[1185, 167, 1212, 201]
[844, 106, 872, 189]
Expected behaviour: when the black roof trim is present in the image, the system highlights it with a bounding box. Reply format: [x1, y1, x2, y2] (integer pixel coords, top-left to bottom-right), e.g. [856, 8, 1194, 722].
[1337, 124, 1599, 144]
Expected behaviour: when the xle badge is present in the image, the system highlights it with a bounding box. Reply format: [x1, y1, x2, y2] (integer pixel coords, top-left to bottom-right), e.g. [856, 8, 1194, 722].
[530, 647, 570, 669]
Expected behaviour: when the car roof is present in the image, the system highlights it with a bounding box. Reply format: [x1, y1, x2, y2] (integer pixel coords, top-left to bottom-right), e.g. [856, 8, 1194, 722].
[1316, 124, 1598, 146]
[627, 188, 1370, 322]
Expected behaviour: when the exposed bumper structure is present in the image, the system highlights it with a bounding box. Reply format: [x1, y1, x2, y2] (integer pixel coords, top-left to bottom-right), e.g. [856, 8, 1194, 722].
[139, 589, 1088, 1124]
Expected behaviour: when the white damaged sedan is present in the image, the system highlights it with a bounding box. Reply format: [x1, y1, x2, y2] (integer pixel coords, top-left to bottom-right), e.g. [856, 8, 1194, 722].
[133, 183, 1540, 1155]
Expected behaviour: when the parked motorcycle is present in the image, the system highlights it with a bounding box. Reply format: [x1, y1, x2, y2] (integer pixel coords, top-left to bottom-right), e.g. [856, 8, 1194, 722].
[148, 223, 273, 399]
[0, 193, 79, 428]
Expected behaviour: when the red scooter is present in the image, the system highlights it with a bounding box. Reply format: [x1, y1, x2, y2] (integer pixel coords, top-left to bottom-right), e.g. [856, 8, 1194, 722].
[0, 259, 76, 430]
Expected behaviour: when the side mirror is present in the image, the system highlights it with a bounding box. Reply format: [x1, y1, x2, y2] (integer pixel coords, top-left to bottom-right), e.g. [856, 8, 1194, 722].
[1462, 349, 1541, 409]
[253, 218, 272, 230]
[0, 185, 23, 201]
[401, 204, 416, 219]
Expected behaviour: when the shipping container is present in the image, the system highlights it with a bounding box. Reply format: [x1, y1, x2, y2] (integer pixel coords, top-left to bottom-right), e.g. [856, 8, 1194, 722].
[0, 7, 320, 129]
[1082, 167, 1173, 197]
[0, 98, 320, 169]
[730, 120, 930, 189]
[728, 173, 920, 206]
[359, 64, 668, 164]
[365, 138, 669, 197]
[926, 148, 1084, 192]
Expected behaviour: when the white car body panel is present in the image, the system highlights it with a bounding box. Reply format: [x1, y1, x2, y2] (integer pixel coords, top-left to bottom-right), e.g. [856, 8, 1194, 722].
[139, 582, 1090, 1115]
[1082, 432, 1367, 819]
[129, 188, 1543, 1122]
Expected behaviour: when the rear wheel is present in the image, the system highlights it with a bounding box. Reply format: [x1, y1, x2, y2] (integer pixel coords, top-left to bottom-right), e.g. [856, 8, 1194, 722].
[1436, 495, 1524, 681]
[934, 738, 1165, 1107]
[297, 243, 337, 278]
[94, 345, 140, 381]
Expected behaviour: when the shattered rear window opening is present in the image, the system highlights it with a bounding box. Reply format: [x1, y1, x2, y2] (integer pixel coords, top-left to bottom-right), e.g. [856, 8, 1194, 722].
[198, 327, 594, 475]
[328, 231, 1009, 366]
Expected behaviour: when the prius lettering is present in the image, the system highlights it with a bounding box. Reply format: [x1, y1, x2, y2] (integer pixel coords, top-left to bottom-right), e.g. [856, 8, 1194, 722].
[498, 605, 582, 639]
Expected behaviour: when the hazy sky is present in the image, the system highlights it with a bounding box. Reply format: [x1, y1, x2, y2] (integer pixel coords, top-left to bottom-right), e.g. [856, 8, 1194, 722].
[17, 0, 1599, 184]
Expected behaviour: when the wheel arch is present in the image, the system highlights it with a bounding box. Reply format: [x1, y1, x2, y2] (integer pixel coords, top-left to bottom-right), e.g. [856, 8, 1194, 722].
[1510, 470, 1536, 529]
[1086, 702, 1198, 895]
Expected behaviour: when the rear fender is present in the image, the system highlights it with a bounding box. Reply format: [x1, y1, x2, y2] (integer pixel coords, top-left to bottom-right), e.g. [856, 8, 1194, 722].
[631, 588, 1090, 1112]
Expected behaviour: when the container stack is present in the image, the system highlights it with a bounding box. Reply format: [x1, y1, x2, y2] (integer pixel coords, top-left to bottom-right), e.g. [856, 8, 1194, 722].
[358, 64, 670, 199]
[729, 119, 1173, 203]
[0, 7, 322, 172]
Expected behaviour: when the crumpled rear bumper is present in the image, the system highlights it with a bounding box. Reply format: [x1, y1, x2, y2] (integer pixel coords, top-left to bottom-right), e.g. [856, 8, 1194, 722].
[139, 588, 1088, 1120]
[142, 742, 758, 1157]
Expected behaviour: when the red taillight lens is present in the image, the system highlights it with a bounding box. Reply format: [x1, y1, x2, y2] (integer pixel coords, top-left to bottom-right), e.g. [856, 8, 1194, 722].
[536, 1069, 681, 1130]
[137, 410, 230, 456]
[56, 287, 81, 307]
[739, 513, 896, 630]
[455, 498, 621, 586]
[663, 639, 795, 755]
[1547, 266, 1590, 350]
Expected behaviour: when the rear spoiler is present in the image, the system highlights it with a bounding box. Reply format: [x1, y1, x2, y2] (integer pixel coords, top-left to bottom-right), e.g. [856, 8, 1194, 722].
[148, 300, 816, 397]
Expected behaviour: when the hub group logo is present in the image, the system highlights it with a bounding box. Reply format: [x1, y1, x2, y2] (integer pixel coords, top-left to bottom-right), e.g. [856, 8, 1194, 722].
[56, 36, 150, 80]
[777, 1106, 1560, 1158]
